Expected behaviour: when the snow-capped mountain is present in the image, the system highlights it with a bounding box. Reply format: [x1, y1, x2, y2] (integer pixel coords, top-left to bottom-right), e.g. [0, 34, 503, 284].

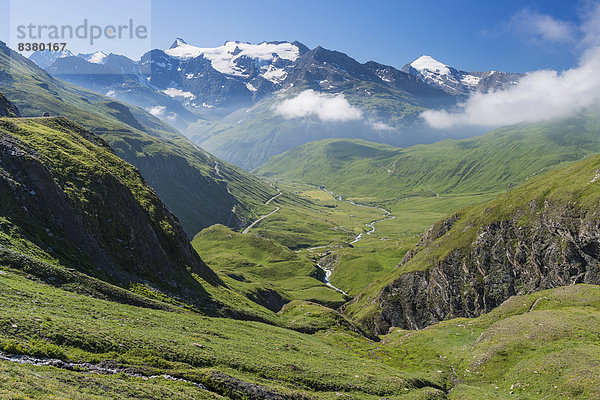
[78, 51, 108, 64]
[25, 40, 527, 171]
[402, 55, 523, 95]
[27, 40, 521, 135]
[165, 38, 303, 83]
[28, 49, 73, 69]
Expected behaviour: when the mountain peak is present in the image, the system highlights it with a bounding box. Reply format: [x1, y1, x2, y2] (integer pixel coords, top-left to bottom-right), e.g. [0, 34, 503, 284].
[409, 55, 450, 75]
[84, 51, 107, 64]
[169, 38, 187, 49]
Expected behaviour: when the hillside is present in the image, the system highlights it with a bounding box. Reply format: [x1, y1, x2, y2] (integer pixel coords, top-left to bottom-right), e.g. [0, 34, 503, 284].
[257, 110, 600, 201]
[0, 117, 290, 319]
[346, 284, 600, 399]
[343, 152, 600, 334]
[0, 266, 449, 399]
[1, 251, 598, 398]
[0, 41, 276, 236]
[191, 225, 348, 310]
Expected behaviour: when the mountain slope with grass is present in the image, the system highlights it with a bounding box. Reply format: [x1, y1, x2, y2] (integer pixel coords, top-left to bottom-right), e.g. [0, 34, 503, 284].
[0, 41, 276, 236]
[257, 109, 600, 201]
[343, 152, 600, 334]
[0, 117, 287, 319]
[191, 225, 348, 311]
[341, 284, 600, 399]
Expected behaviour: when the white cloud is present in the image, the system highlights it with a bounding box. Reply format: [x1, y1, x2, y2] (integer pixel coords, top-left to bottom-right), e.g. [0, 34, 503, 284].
[582, 2, 600, 47]
[369, 120, 395, 131]
[146, 105, 166, 117]
[274, 90, 363, 122]
[422, 3, 600, 130]
[508, 9, 576, 44]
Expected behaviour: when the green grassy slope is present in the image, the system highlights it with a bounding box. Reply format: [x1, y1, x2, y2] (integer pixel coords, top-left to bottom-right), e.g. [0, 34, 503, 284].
[331, 284, 600, 399]
[0, 117, 285, 322]
[257, 110, 600, 202]
[191, 225, 347, 310]
[0, 267, 446, 399]
[344, 151, 600, 332]
[1, 262, 598, 398]
[0, 41, 276, 236]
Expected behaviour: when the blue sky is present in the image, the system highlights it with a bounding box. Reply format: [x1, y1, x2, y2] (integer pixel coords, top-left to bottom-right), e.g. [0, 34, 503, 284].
[0, 0, 587, 73]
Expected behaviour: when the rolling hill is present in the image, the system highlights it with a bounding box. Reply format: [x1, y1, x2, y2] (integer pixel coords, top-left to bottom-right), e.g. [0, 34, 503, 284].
[257, 109, 600, 202]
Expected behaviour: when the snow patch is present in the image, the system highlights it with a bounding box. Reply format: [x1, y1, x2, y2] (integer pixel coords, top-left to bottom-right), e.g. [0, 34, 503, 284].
[410, 55, 450, 75]
[80, 51, 107, 64]
[261, 65, 287, 82]
[165, 40, 299, 77]
[461, 74, 481, 86]
[161, 88, 195, 99]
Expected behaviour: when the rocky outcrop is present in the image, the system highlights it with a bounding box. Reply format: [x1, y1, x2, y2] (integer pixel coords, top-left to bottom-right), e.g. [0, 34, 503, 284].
[370, 199, 600, 334]
[0, 92, 19, 117]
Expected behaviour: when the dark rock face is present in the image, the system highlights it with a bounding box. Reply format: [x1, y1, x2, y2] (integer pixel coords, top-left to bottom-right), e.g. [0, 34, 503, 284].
[371, 203, 600, 334]
[0, 92, 19, 117]
[207, 371, 311, 400]
[245, 287, 288, 312]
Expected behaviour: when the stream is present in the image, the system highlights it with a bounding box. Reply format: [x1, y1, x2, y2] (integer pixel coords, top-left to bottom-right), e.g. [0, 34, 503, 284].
[318, 264, 348, 296]
[321, 187, 396, 245]
[0, 351, 206, 389]
[315, 186, 396, 294]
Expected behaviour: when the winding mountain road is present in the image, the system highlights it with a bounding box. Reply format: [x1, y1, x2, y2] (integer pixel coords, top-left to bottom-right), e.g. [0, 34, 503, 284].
[242, 191, 282, 234]
[214, 161, 236, 227]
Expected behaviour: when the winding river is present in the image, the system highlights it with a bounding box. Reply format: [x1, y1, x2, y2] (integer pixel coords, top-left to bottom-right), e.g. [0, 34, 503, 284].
[316, 186, 396, 294]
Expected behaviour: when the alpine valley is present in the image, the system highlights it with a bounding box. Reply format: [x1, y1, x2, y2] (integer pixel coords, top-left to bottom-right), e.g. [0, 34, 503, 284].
[0, 25, 598, 400]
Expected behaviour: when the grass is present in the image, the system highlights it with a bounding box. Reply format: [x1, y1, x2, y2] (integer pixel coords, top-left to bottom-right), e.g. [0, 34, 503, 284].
[397, 152, 600, 274]
[1, 265, 598, 398]
[191, 225, 347, 309]
[343, 152, 600, 327]
[320, 284, 600, 399]
[0, 116, 290, 323]
[251, 183, 385, 250]
[0, 267, 444, 399]
[243, 178, 498, 297]
[256, 110, 600, 202]
[326, 193, 497, 296]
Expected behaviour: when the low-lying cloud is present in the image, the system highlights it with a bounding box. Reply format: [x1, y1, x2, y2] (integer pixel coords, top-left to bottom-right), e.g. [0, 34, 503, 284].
[274, 90, 362, 122]
[147, 105, 166, 117]
[422, 3, 600, 130]
[146, 105, 177, 121]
